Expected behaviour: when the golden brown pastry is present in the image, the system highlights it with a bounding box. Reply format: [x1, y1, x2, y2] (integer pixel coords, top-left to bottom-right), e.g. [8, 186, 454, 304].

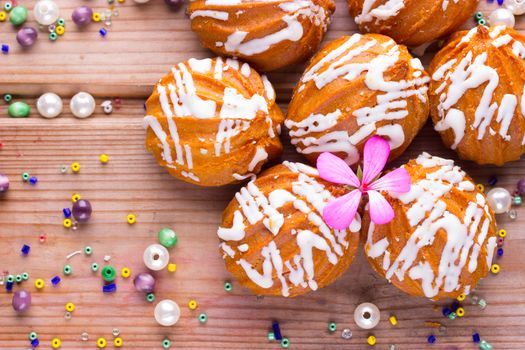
[429, 25, 525, 166]
[144, 57, 284, 186]
[217, 161, 361, 297]
[188, 0, 335, 71]
[347, 0, 479, 47]
[362, 152, 497, 300]
[286, 33, 430, 166]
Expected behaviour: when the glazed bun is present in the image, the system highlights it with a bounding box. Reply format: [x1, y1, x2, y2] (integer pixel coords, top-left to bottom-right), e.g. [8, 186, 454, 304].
[218, 161, 361, 297]
[430, 25, 525, 166]
[347, 0, 479, 47]
[286, 33, 429, 166]
[144, 57, 284, 186]
[362, 153, 497, 300]
[188, 0, 335, 71]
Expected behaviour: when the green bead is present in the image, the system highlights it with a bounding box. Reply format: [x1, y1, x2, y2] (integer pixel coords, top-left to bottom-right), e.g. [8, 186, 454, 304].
[84, 246, 93, 255]
[3, 94, 12, 102]
[22, 272, 29, 280]
[162, 339, 171, 349]
[158, 228, 177, 248]
[63, 264, 72, 275]
[224, 282, 232, 292]
[146, 293, 155, 302]
[267, 332, 275, 342]
[479, 340, 493, 350]
[57, 18, 65, 26]
[91, 262, 99, 272]
[15, 274, 22, 283]
[198, 313, 207, 323]
[4, 2, 12, 11]
[22, 172, 29, 181]
[328, 322, 337, 332]
[9, 6, 28, 26]
[8, 101, 30, 118]
[475, 12, 483, 20]
[478, 299, 487, 309]
[28, 331, 38, 341]
[478, 19, 486, 26]
[101, 265, 116, 282]
[6, 275, 14, 283]
[280, 338, 290, 349]
[49, 32, 57, 41]
[448, 312, 457, 320]
[514, 196, 522, 205]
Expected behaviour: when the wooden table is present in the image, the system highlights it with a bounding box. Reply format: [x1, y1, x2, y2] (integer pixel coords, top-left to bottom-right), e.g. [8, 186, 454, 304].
[1, 1, 524, 349]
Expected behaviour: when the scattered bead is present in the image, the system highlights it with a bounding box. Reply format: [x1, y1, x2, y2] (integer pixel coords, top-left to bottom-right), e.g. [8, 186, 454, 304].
[165, 0, 184, 9]
[63, 219, 72, 228]
[55, 25, 65, 35]
[487, 188, 512, 214]
[3, 94, 12, 102]
[99, 154, 109, 163]
[101, 265, 116, 282]
[91, 263, 99, 272]
[514, 196, 522, 205]
[341, 328, 353, 340]
[223, 281, 232, 292]
[354, 302, 380, 330]
[490, 264, 500, 274]
[16, 26, 38, 47]
[188, 299, 198, 310]
[127, 214, 136, 224]
[133, 272, 156, 293]
[65, 302, 75, 312]
[102, 283, 116, 293]
[97, 337, 107, 348]
[72, 199, 92, 222]
[268, 332, 275, 342]
[51, 337, 61, 349]
[167, 263, 177, 272]
[154, 299, 181, 326]
[72, 193, 81, 202]
[473, 333, 481, 343]
[478, 299, 487, 309]
[143, 244, 169, 271]
[21, 244, 30, 255]
[1, 44, 8, 54]
[70, 92, 96, 118]
[22, 272, 29, 280]
[39, 233, 47, 243]
[0, 174, 9, 193]
[280, 338, 290, 348]
[101, 100, 113, 114]
[121, 267, 131, 278]
[427, 335, 436, 344]
[71, 162, 81, 173]
[158, 228, 177, 248]
[31, 339, 40, 347]
[35, 278, 45, 289]
[92, 12, 101, 22]
[81, 332, 89, 341]
[198, 313, 208, 323]
[99, 27, 108, 37]
[476, 184, 485, 192]
[367, 335, 376, 346]
[29, 331, 38, 340]
[8, 101, 30, 118]
[489, 8, 515, 28]
[51, 276, 61, 285]
[498, 229, 507, 238]
[22, 172, 30, 181]
[114, 337, 123, 347]
[272, 321, 283, 340]
[162, 339, 171, 349]
[49, 32, 58, 41]
[34, 0, 60, 26]
[479, 340, 493, 350]
[389, 315, 398, 326]
[456, 307, 465, 317]
[112, 328, 120, 337]
[9, 6, 28, 26]
[63, 265, 72, 275]
[328, 322, 337, 332]
[72, 6, 93, 26]
[12, 289, 31, 312]
[497, 247, 504, 257]
[146, 293, 155, 302]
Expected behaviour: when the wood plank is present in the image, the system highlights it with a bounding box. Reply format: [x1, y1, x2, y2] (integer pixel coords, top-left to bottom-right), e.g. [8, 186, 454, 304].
[1, 0, 524, 349]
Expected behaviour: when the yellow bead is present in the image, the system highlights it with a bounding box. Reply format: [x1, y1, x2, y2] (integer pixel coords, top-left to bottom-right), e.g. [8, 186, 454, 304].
[456, 307, 465, 317]
[99, 154, 109, 163]
[491, 264, 501, 274]
[476, 183, 485, 192]
[97, 337, 107, 348]
[168, 263, 177, 272]
[72, 193, 81, 202]
[0, 11, 6, 21]
[51, 338, 61, 348]
[121, 267, 131, 278]
[35, 278, 45, 290]
[457, 294, 466, 302]
[56, 25, 65, 35]
[127, 214, 136, 224]
[188, 299, 198, 310]
[367, 335, 376, 346]
[388, 315, 397, 326]
[71, 162, 81, 173]
[498, 229, 507, 238]
[92, 12, 101, 22]
[114, 337, 123, 347]
[63, 219, 72, 228]
[65, 302, 75, 312]
[118, 0, 125, 3]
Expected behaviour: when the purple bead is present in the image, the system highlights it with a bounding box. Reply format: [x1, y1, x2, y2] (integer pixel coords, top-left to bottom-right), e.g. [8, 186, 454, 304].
[16, 27, 38, 48]
[133, 272, 156, 293]
[164, 0, 184, 9]
[12, 290, 31, 312]
[518, 179, 525, 196]
[72, 199, 92, 223]
[0, 174, 9, 193]
[72, 6, 93, 26]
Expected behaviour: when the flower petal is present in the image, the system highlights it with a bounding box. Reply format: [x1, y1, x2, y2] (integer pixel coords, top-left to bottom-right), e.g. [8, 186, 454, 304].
[322, 189, 362, 230]
[362, 136, 390, 185]
[317, 152, 360, 187]
[368, 168, 411, 193]
[367, 190, 395, 225]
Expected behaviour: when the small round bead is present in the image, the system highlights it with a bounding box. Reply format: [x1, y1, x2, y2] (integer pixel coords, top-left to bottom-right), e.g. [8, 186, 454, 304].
[158, 228, 177, 247]
[354, 303, 380, 330]
[15, 274, 22, 283]
[84, 246, 93, 255]
[146, 293, 155, 302]
[487, 188, 512, 214]
[72, 199, 92, 223]
[341, 328, 353, 340]
[127, 214, 136, 224]
[35, 278, 45, 289]
[16, 27, 38, 47]
[121, 267, 131, 278]
[198, 313, 208, 323]
[29, 331, 38, 340]
[456, 307, 465, 317]
[476, 184, 485, 192]
[268, 332, 275, 341]
[0, 11, 5, 21]
[99, 154, 109, 163]
[57, 18, 65, 26]
[427, 335, 437, 344]
[9, 6, 28, 26]
[474, 11, 483, 20]
[167, 263, 177, 272]
[489, 8, 515, 28]
[498, 229, 507, 238]
[133, 272, 156, 293]
[457, 294, 466, 302]
[71, 162, 81, 173]
[70, 92, 96, 119]
[51, 337, 61, 348]
[63, 264, 72, 275]
[389, 315, 398, 326]
[224, 281, 232, 292]
[72, 6, 93, 26]
[97, 337, 107, 348]
[37, 92, 63, 118]
[188, 299, 198, 310]
[479, 340, 493, 350]
[143, 244, 169, 271]
[8, 101, 30, 118]
[367, 335, 376, 346]
[112, 328, 120, 337]
[63, 218, 72, 228]
[101, 265, 116, 282]
[34, 0, 60, 26]
[55, 25, 65, 35]
[114, 337, 123, 347]
[91, 262, 99, 272]
[162, 339, 171, 349]
[280, 338, 290, 348]
[328, 322, 337, 332]
[65, 302, 75, 312]
[154, 299, 181, 326]
[49, 32, 58, 41]
[92, 12, 101, 22]
[72, 193, 81, 202]
[491, 264, 501, 274]
[12, 290, 31, 312]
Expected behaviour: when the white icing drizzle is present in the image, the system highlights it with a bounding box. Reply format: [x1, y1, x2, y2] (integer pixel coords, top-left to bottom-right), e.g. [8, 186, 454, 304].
[364, 153, 496, 299]
[218, 162, 360, 296]
[287, 34, 428, 165]
[248, 147, 269, 171]
[190, 10, 229, 21]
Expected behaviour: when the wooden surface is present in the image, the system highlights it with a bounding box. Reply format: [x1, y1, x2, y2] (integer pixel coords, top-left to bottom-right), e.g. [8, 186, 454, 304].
[1, 1, 525, 349]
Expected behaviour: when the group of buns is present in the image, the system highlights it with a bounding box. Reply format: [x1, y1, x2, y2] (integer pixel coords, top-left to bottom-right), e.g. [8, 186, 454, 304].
[143, 0, 511, 300]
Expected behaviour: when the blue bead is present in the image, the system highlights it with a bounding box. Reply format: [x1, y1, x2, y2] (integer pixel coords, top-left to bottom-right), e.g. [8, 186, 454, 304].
[6, 281, 13, 292]
[427, 335, 436, 344]
[272, 321, 283, 341]
[451, 301, 460, 312]
[31, 338, 39, 347]
[51, 276, 61, 285]
[488, 176, 497, 186]
[103, 283, 116, 293]
[63, 208, 72, 218]
[497, 0, 504, 5]
[497, 248, 504, 257]
[1, 44, 8, 54]
[442, 307, 451, 317]
[29, 176, 38, 185]
[99, 28, 107, 37]
[472, 333, 481, 343]
[21, 244, 30, 255]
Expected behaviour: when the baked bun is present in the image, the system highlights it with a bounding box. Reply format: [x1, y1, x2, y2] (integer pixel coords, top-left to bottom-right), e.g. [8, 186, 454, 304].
[144, 57, 284, 186]
[347, 0, 479, 47]
[286, 34, 429, 166]
[362, 153, 497, 300]
[429, 25, 525, 166]
[218, 161, 361, 297]
[188, 0, 335, 71]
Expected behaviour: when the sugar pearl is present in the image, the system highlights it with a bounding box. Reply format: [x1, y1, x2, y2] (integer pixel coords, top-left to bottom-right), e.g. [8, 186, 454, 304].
[154, 299, 180, 326]
[16, 27, 38, 47]
[0, 174, 9, 193]
[37, 92, 63, 118]
[354, 302, 380, 330]
[143, 244, 169, 271]
[33, 0, 60, 26]
[133, 272, 156, 293]
[12, 290, 31, 312]
[487, 187, 512, 214]
[489, 8, 515, 28]
[506, 0, 525, 15]
[72, 6, 93, 26]
[70, 92, 96, 118]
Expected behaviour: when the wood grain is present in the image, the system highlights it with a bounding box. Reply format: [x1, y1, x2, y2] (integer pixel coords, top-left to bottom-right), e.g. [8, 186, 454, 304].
[1, 0, 524, 349]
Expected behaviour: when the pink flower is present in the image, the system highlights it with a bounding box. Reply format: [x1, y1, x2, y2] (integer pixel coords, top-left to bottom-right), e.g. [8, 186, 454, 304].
[317, 136, 411, 229]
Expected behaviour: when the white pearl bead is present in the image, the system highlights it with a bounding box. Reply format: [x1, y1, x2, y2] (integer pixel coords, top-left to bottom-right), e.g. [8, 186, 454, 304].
[37, 92, 63, 119]
[506, 0, 525, 15]
[486, 188, 512, 214]
[354, 302, 380, 330]
[70, 92, 96, 119]
[154, 299, 180, 326]
[488, 8, 516, 28]
[143, 244, 170, 271]
[33, 0, 60, 26]
[134, 0, 151, 3]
